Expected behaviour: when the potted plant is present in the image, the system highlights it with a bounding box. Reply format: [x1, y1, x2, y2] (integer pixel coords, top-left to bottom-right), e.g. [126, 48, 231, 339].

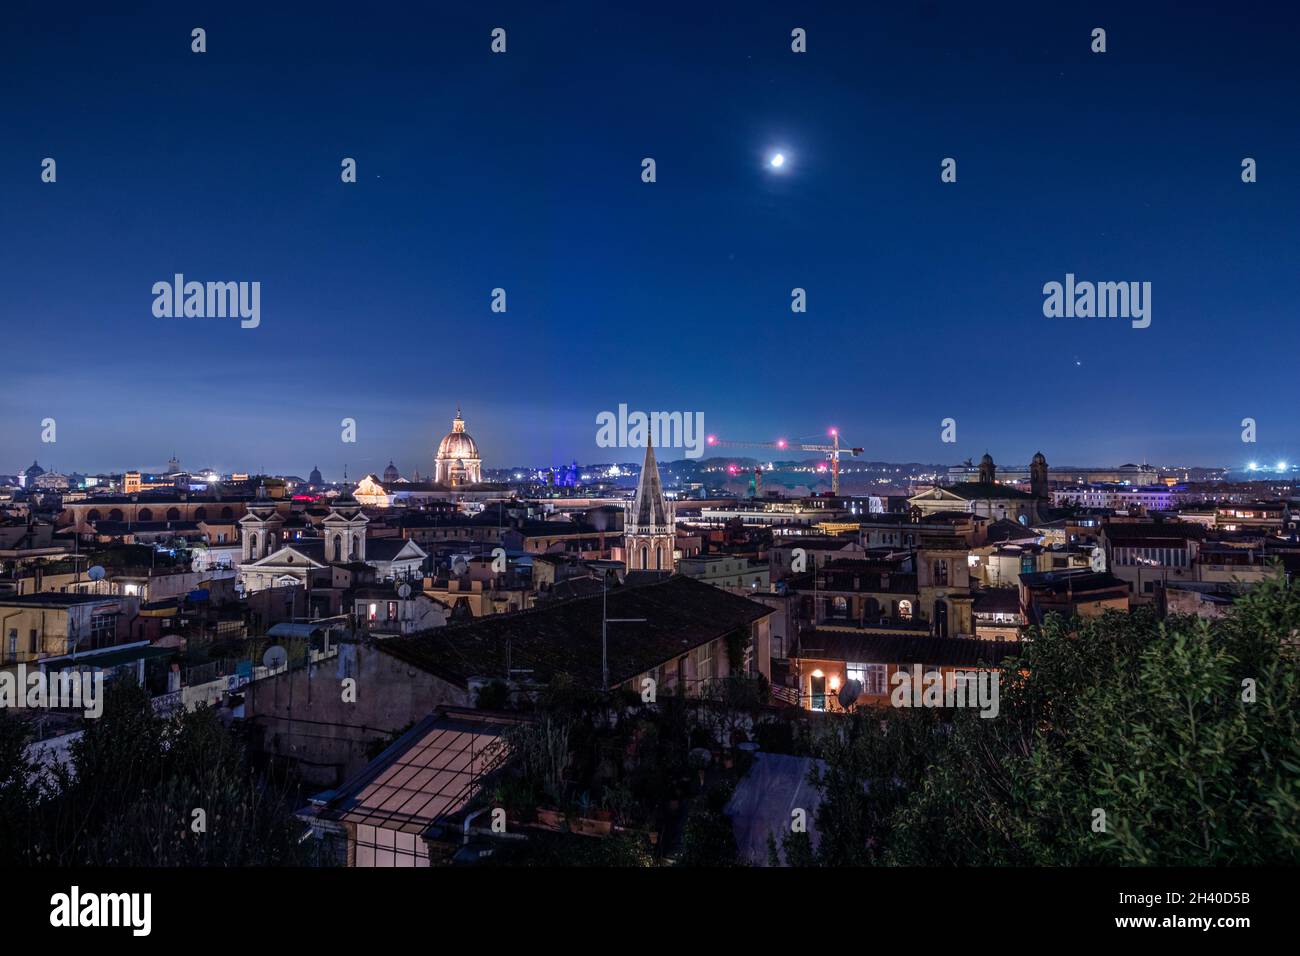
[571, 792, 613, 837]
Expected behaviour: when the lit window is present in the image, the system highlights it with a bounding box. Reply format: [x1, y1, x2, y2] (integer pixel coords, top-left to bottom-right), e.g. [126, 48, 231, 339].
[846, 663, 887, 695]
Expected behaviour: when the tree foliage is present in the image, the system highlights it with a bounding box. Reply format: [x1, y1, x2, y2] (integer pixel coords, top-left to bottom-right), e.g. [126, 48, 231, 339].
[791, 575, 1300, 865]
[1, 679, 315, 866]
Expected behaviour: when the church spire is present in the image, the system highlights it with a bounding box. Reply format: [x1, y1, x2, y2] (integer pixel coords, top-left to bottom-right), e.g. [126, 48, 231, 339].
[624, 440, 674, 572]
[629, 440, 670, 530]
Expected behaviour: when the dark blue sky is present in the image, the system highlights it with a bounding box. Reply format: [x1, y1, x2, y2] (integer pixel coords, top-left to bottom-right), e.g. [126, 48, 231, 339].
[2, 1, 1297, 479]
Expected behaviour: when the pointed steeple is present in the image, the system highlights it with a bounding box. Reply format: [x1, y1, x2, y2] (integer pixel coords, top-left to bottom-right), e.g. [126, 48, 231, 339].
[630, 440, 669, 529]
[624, 441, 675, 572]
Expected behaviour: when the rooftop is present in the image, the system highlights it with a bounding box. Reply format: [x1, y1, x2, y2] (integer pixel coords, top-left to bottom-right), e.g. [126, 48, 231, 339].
[306, 709, 521, 836]
[379, 574, 773, 689]
[0, 591, 131, 608]
[1019, 569, 1129, 595]
[794, 631, 1018, 667]
[1102, 521, 1204, 542]
[938, 482, 1039, 501]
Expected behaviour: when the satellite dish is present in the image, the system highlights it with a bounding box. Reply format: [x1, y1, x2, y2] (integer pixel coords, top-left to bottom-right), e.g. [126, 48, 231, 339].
[837, 679, 863, 711]
[87, 565, 105, 582]
[262, 645, 288, 670]
[397, 582, 412, 599]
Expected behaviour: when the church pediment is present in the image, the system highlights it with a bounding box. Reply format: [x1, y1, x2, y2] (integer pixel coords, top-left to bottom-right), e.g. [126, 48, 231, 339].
[393, 540, 426, 561]
[323, 511, 369, 527]
[909, 487, 964, 505]
[239, 510, 283, 526]
[243, 544, 326, 570]
[367, 539, 428, 563]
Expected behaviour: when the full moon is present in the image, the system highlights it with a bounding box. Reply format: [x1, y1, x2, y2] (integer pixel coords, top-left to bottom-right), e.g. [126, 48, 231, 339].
[770, 153, 785, 168]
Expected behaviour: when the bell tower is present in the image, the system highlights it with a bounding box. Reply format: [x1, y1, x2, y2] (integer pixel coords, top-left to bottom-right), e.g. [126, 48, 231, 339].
[323, 487, 369, 563]
[624, 442, 675, 572]
[239, 483, 284, 561]
[1030, 451, 1049, 499]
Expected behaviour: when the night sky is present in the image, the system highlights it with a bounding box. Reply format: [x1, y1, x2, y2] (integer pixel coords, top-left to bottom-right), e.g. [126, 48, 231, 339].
[2, 1, 1297, 478]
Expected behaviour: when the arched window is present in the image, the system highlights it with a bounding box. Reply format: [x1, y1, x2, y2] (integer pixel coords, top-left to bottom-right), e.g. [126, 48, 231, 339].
[87, 509, 101, 522]
[220, 507, 233, 519]
[166, 507, 180, 521]
[833, 596, 848, 618]
[194, 507, 207, 520]
[352, 534, 361, 559]
[898, 599, 913, 620]
[138, 508, 153, 521]
[655, 547, 662, 570]
[333, 535, 342, 562]
[640, 546, 647, 570]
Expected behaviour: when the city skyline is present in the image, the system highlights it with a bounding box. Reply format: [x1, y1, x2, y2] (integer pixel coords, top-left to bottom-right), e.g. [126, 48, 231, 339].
[5, 443, 1285, 483]
[0, 0, 1295, 899]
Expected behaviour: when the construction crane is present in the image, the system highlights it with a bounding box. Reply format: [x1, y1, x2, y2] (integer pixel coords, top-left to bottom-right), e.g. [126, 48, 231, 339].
[706, 429, 864, 495]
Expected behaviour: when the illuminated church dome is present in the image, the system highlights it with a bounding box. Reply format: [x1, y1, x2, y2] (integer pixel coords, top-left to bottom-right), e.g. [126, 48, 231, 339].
[434, 407, 482, 486]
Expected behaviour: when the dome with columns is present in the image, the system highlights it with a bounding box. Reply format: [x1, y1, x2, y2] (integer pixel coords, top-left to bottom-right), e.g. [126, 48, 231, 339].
[434, 407, 482, 485]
